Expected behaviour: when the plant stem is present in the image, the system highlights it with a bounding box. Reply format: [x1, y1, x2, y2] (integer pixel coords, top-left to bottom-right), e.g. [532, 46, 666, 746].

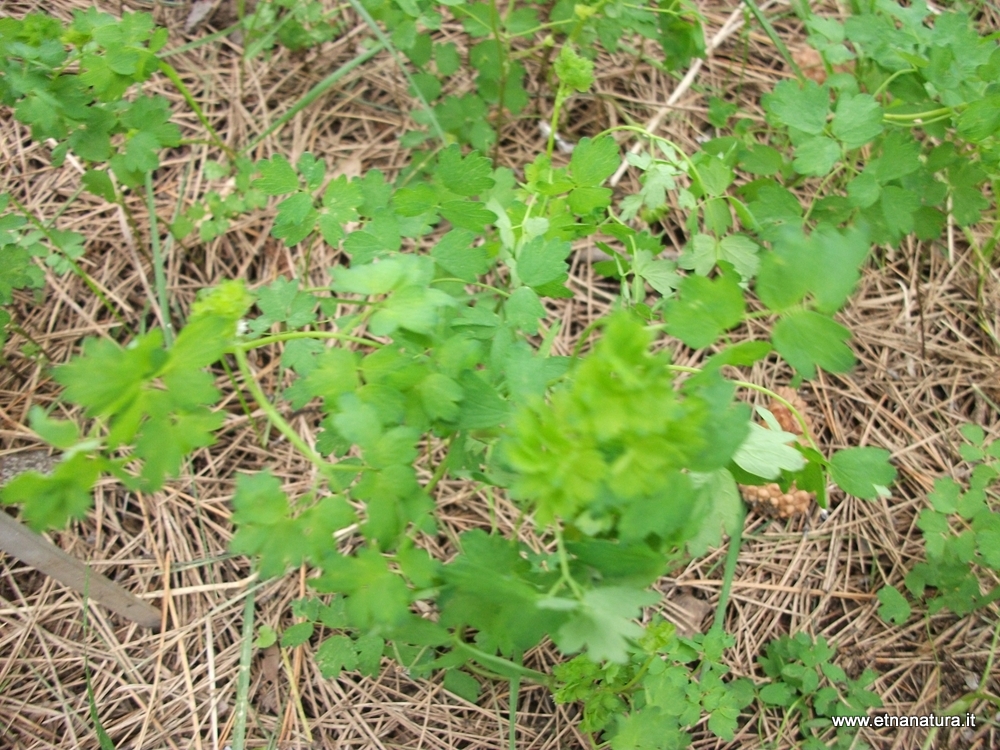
[344, 0, 446, 144]
[741, 0, 805, 84]
[554, 526, 585, 599]
[453, 639, 552, 685]
[144, 171, 173, 346]
[241, 41, 386, 153]
[158, 61, 235, 159]
[232, 587, 255, 750]
[709, 502, 745, 637]
[233, 347, 360, 473]
[236, 329, 382, 350]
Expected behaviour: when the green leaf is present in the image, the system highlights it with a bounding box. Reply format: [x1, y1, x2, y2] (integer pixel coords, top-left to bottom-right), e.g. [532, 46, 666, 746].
[610, 706, 686, 750]
[316, 635, 358, 678]
[759, 681, 795, 706]
[254, 154, 299, 195]
[517, 236, 571, 290]
[1, 453, 100, 531]
[732, 422, 806, 479]
[554, 587, 659, 663]
[875, 132, 921, 183]
[664, 269, 745, 349]
[280, 621, 315, 647]
[255, 625, 277, 649]
[831, 93, 883, 149]
[793, 136, 840, 177]
[273, 192, 318, 246]
[571, 136, 619, 187]
[763, 79, 829, 135]
[772, 310, 854, 378]
[959, 424, 985, 445]
[443, 669, 481, 702]
[632, 251, 679, 295]
[829, 447, 896, 500]
[504, 286, 546, 335]
[250, 277, 317, 335]
[678, 234, 759, 281]
[431, 228, 489, 282]
[436, 146, 494, 196]
[82, 169, 116, 202]
[876, 586, 911, 625]
[28, 406, 79, 450]
[355, 633, 385, 675]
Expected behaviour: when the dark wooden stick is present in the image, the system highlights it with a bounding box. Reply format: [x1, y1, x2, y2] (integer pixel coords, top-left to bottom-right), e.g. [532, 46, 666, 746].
[0, 510, 162, 629]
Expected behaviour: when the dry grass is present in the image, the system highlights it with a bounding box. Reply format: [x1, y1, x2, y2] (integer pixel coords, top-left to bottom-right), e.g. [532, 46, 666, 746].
[1, 0, 999, 748]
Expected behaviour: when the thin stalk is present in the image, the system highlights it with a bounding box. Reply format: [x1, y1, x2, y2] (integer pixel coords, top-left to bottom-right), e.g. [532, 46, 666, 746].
[452, 639, 552, 685]
[508, 672, 521, 750]
[236, 329, 383, 350]
[430, 278, 511, 297]
[232, 587, 255, 750]
[488, 0, 510, 162]
[554, 526, 585, 599]
[159, 61, 235, 159]
[144, 171, 173, 346]
[242, 41, 386, 153]
[161, 23, 245, 58]
[344, 0, 446, 143]
[233, 347, 360, 472]
[46, 184, 85, 226]
[425, 440, 452, 495]
[883, 107, 954, 122]
[741, 0, 805, 84]
[708, 502, 745, 637]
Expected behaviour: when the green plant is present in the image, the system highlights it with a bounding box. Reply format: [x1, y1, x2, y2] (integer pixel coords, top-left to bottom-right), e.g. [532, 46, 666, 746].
[878, 424, 1000, 623]
[553, 624, 755, 748]
[757, 632, 882, 750]
[4, 0, 999, 746]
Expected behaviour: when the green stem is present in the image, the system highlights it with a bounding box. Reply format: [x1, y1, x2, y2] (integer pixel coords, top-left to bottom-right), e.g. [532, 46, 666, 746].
[144, 171, 173, 346]
[571, 318, 607, 359]
[554, 526, 585, 599]
[161, 22, 245, 58]
[233, 347, 360, 472]
[709, 502, 745, 637]
[547, 87, 568, 157]
[241, 41, 386, 153]
[741, 0, 806, 85]
[618, 653, 657, 693]
[872, 67, 917, 100]
[236, 329, 383, 350]
[344, 0, 446, 144]
[883, 107, 954, 122]
[430, 278, 510, 296]
[158, 61, 235, 159]
[452, 639, 552, 685]
[232, 587, 255, 750]
[425, 438, 453, 495]
[508, 672, 521, 750]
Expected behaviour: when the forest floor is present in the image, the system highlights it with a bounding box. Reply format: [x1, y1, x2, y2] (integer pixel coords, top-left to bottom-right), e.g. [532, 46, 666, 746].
[1, 0, 999, 748]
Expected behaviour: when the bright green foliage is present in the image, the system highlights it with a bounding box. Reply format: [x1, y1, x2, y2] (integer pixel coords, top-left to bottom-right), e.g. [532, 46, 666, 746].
[878, 428, 1000, 619]
[554, 624, 755, 749]
[828, 447, 896, 500]
[4, 1, 968, 746]
[0, 11, 177, 186]
[757, 632, 881, 749]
